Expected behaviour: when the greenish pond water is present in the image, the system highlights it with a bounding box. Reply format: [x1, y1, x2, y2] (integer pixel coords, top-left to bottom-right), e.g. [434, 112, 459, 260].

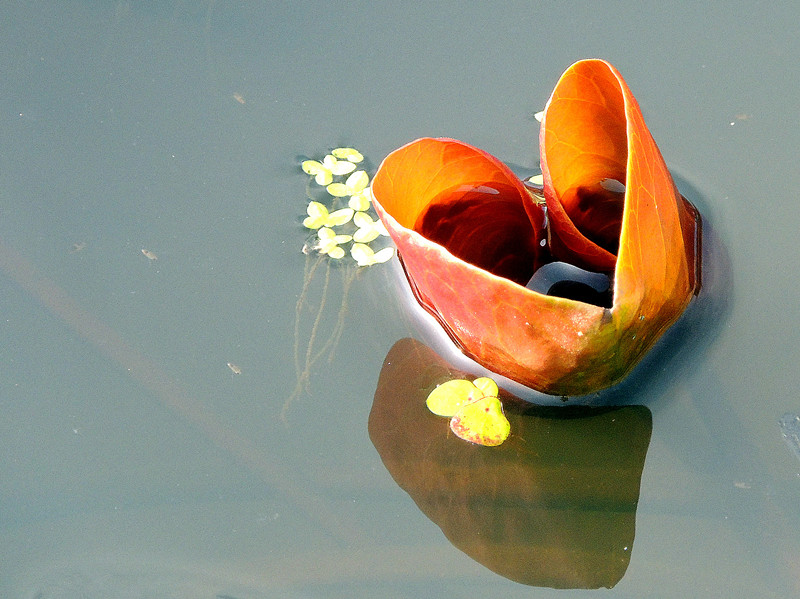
[2, 2, 800, 597]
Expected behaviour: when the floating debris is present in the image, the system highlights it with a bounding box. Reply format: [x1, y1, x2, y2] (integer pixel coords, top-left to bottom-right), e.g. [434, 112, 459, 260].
[227, 362, 242, 375]
[69, 241, 87, 253]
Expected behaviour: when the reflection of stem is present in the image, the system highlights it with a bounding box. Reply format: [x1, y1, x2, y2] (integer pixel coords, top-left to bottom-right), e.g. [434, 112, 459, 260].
[0, 236, 365, 546]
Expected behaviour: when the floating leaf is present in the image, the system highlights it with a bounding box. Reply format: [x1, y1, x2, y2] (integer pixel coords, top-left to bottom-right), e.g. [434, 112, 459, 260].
[302, 201, 329, 229]
[326, 154, 357, 176]
[302, 203, 354, 229]
[425, 379, 481, 417]
[449, 395, 510, 447]
[352, 212, 385, 243]
[325, 208, 355, 227]
[316, 227, 352, 259]
[348, 189, 372, 211]
[327, 170, 369, 197]
[332, 147, 364, 163]
[350, 243, 394, 267]
[301, 160, 333, 186]
[473, 377, 498, 398]
[301, 154, 356, 185]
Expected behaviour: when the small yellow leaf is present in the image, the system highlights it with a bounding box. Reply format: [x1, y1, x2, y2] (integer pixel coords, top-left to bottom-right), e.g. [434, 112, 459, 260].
[301, 159, 322, 175]
[449, 396, 510, 447]
[348, 190, 371, 211]
[473, 377, 498, 398]
[346, 170, 369, 193]
[318, 227, 351, 244]
[329, 160, 357, 176]
[350, 243, 375, 266]
[332, 147, 364, 162]
[353, 211, 374, 228]
[315, 227, 352, 258]
[327, 246, 345, 259]
[303, 201, 329, 229]
[326, 182, 350, 197]
[371, 247, 394, 263]
[301, 160, 333, 186]
[425, 379, 480, 417]
[324, 208, 354, 226]
[353, 226, 380, 244]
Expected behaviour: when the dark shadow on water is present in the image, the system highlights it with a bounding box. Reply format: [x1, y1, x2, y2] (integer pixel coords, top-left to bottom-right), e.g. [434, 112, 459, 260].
[369, 338, 652, 589]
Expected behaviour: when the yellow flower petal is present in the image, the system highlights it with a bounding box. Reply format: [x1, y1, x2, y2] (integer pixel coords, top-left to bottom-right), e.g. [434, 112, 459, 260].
[332, 147, 364, 162]
[449, 396, 510, 447]
[425, 379, 481, 417]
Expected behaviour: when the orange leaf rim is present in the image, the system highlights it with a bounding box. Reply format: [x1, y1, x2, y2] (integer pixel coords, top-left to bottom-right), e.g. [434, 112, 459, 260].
[371, 59, 701, 396]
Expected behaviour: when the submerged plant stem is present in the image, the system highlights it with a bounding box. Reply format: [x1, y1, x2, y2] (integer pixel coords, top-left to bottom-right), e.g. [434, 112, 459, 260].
[285, 254, 359, 424]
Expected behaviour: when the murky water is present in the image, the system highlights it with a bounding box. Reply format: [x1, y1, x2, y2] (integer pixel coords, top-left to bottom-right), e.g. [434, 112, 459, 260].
[2, 2, 800, 597]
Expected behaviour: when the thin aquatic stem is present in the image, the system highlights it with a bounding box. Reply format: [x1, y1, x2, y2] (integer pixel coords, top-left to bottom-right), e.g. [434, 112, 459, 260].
[313, 264, 358, 364]
[284, 255, 332, 423]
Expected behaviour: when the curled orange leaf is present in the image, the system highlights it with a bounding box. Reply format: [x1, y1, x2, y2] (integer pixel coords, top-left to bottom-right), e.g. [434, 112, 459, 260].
[371, 59, 701, 396]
